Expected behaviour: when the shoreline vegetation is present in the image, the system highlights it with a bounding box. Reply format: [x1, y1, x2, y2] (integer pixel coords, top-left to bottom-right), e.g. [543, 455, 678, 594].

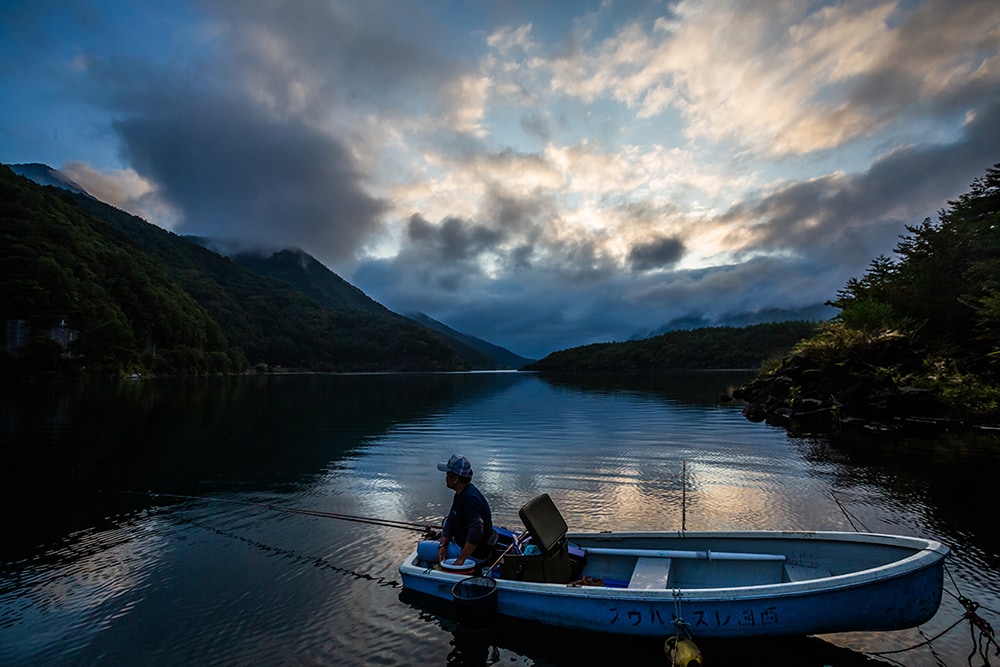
[735, 165, 1000, 434]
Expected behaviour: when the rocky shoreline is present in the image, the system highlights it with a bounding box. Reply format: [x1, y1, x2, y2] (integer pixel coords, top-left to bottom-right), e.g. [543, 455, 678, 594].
[732, 356, 957, 434]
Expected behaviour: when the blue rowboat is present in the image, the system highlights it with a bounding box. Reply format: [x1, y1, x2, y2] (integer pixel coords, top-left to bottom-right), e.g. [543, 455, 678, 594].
[398, 494, 948, 639]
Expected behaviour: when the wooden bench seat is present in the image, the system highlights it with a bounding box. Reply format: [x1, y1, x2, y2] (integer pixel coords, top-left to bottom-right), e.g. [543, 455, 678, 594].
[628, 557, 672, 589]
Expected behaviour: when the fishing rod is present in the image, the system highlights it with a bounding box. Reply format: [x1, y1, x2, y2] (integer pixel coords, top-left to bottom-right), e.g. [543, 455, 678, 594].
[100, 489, 440, 536]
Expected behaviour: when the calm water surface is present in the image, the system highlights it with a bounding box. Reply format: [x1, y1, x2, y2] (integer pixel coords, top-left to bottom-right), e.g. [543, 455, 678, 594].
[2, 372, 998, 666]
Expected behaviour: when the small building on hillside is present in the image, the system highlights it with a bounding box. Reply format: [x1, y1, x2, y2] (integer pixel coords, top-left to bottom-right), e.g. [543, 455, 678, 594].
[4, 319, 78, 357]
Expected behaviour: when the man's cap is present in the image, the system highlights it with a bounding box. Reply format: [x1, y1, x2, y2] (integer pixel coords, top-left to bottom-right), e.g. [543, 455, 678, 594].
[437, 454, 472, 479]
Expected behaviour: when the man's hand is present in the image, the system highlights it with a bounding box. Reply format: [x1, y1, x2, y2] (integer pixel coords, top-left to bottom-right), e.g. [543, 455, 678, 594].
[454, 541, 476, 567]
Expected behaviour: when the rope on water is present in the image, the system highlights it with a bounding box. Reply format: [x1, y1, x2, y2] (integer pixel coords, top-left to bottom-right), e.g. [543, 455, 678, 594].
[170, 512, 403, 588]
[914, 623, 950, 667]
[866, 615, 966, 659]
[866, 599, 998, 666]
[954, 594, 999, 666]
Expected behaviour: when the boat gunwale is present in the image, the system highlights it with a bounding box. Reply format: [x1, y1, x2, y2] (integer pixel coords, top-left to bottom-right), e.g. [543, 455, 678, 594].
[399, 530, 948, 601]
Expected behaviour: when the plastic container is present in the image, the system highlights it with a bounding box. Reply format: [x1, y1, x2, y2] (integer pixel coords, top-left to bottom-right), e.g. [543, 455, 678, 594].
[440, 558, 478, 575]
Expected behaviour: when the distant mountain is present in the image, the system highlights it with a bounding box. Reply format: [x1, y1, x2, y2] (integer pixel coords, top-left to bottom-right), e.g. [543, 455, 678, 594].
[525, 321, 819, 372]
[646, 305, 834, 338]
[407, 312, 536, 369]
[8, 163, 93, 198]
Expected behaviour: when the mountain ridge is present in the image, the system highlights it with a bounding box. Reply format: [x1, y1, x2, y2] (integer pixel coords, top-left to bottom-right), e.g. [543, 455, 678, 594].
[645, 305, 835, 339]
[189, 241, 393, 317]
[406, 312, 535, 369]
[9, 163, 93, 198]
[189, 240, 530, 369]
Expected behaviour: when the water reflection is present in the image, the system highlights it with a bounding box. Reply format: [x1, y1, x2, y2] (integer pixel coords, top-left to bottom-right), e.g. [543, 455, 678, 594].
[2, 373, 529, 489]
[532, 370, 757, 406]
[2, 371, 998, 666]
[792, 431, 1000, 565]
[1, 373, 524, 558]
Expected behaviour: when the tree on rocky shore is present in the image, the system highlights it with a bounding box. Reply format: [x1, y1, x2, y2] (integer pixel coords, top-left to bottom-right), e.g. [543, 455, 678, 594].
[737, 164, 1000, 433]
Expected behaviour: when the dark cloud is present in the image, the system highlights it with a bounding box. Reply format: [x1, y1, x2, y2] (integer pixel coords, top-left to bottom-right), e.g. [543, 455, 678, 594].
[375, 210, 516, 294]
[65, 0, 469, 264]
[204, 0, 457, 116]
[727, 99, 1000, 270]
[480, 188, 620, 282]
[487, 189, 532, 229]
[847, 0, 1000, 119]
[628, 236, 685, 271]
[354, 255, 644, 358]
[406, 213, 506, 263]
[629, 257, 843, 315]
[385, 193, 616, 300]
[113, 92, 386, 261]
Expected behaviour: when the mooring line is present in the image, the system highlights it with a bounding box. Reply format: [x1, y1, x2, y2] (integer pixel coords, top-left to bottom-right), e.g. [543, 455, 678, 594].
[828, 492, 997, 664]
[829, 489, 870, 533]
[864, 562, 999, 665]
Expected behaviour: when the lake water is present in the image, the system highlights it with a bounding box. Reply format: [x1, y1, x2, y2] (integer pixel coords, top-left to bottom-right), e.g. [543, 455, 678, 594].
[2, 372, 998, 666]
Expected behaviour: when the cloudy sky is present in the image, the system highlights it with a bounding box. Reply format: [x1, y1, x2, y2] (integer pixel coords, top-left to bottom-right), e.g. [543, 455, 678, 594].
[2, 0, 999, 358]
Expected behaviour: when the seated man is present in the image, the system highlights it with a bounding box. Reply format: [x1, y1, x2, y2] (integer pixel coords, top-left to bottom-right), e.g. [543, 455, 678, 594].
[417, 454, 494, 566]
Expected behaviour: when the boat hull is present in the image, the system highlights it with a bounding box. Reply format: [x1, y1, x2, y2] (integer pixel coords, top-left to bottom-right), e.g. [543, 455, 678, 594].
[398, 530, 948, 639]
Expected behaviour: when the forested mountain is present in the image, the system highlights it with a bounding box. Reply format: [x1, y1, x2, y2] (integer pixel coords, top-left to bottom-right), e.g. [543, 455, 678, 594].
[0, 165, 475, 375]
[524, 321, 819, 371]
[739, 164, 1000, 430]
[2, 167, 230, 373]
[199, 243, 530, 369]
[217, 244, 393, 317]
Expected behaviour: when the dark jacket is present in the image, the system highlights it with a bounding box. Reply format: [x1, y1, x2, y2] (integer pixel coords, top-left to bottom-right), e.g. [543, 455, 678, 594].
[442, 482, 494, 559]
